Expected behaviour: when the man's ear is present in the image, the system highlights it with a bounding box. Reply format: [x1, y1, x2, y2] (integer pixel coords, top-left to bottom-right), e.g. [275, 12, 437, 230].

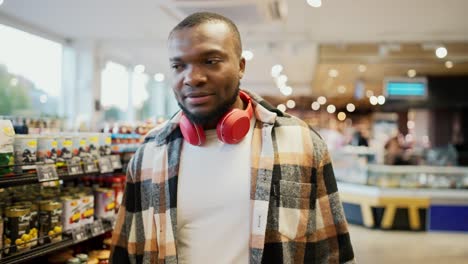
[238, 57, 246, 79]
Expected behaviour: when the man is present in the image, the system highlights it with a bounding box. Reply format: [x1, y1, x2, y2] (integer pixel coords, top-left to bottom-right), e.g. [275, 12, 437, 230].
[110, 12, 355, 264]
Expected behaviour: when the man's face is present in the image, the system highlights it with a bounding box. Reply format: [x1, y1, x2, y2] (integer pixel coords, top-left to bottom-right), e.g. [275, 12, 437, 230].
[168, 22, 245, 125]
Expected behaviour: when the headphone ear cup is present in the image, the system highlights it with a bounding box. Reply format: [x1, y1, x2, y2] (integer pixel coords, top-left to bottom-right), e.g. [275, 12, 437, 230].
[216, 109, 251, 144]
[180, 114, 206, 146]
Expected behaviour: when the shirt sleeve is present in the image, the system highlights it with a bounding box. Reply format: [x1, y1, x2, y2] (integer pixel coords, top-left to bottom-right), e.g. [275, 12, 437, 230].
[109, 156, 145, 264]
[315, 139, 356, 263]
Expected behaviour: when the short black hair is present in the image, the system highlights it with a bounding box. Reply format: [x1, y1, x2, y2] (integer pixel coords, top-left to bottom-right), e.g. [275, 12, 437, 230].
[169, 12, 242, 58]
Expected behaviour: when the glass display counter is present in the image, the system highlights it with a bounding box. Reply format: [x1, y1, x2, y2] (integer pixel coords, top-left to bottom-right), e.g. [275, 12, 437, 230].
[366, 164, 468, 189]
[332, 148, 468, 232]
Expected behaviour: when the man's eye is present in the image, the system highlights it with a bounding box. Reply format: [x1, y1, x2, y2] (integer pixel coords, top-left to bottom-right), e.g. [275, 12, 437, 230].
[172, 64, 184, 70]
[206, 59, 220, 65]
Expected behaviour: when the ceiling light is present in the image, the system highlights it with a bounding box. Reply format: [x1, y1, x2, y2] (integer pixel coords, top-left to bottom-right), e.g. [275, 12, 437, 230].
[358, 64, 367, 73]
[277, 104, 286, 112]
[337, 112, 346, 121]
[277, 74, 288, 84]
[242, 50, 254, 61]
[277, 82, 287, 89]
[286, 100, 296, 109]
[327, 105, 336, 114]
[445, 61, 453, 69]
[306, 0, 322, 8]
[317, 96, 327, 105]
[0, 0, 4, 6]
[281, 86, 293, 96]
[338, 85, 346, 94]
[154, 73, 165, 82]
[271, 64, 283, 77]
[377, 95, 386, 105]
[328, 69, 339, 78]
[435, 46, 448, 59]
[407, 69, 417, 78]
[311, 102, 320, 110]
[366, 90, 374, 98]
[134, 64, 145, 74]
[346, 103, 355, 112]
[370, 96, 378, 105]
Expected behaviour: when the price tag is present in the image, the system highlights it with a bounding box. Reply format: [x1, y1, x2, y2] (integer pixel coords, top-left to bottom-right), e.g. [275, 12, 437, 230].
[72, 227, 88, 242]
[102, 216, 116, 231]
[67, 160, 83, 175]
[98, 157, 113, 173]
[36, 164, 59, 182]
[83, 160, 99, 173]
[89, 220, 105, 236]
[110, 155, 123, 169]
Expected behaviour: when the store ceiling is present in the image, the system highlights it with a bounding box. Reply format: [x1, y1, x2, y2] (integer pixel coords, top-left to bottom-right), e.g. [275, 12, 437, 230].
[1, 0, 468, 109]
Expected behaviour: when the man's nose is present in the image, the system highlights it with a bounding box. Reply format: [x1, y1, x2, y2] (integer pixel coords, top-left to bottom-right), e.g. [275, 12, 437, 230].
[183, 65, 207, 87]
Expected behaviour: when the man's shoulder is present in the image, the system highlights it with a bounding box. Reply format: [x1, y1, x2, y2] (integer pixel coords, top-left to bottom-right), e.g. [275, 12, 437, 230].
[274, 114, 324, 142]
[142, 118, 181, 145]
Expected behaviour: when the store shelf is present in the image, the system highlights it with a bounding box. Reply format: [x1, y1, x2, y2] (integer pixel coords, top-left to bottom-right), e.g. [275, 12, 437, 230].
[1, 238, 75, 264]
[0, 156, 125, 188]
[0, 218, 114, 264]
[0, 170, 113, 188]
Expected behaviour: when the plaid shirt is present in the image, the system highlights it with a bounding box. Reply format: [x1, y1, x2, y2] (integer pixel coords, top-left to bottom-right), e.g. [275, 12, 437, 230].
[110, 90, 355, 264]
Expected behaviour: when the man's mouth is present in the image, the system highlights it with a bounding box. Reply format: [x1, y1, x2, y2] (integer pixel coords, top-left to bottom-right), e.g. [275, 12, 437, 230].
[185, 93, 213, 105]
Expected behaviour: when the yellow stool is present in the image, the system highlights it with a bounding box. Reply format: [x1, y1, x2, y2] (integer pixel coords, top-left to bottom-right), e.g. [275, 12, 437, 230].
[378, 196, 430, 230]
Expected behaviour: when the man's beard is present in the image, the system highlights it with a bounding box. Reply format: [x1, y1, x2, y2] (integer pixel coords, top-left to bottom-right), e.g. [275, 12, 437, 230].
[178, 86, 240, 125]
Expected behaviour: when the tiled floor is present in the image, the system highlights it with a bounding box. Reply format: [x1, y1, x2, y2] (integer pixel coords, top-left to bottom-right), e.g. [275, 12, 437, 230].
[349, 224, 468, 264]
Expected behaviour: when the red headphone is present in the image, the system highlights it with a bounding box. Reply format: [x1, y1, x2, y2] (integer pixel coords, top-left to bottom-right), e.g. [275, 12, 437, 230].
[179, 90, 254, 146]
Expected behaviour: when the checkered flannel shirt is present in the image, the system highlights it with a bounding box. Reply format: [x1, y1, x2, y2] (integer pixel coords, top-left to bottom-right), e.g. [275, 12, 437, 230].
[110, 90, 355, 264]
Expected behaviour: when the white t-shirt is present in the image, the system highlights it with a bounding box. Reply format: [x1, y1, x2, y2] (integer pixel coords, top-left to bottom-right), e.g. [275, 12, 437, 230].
[177, 118, 255, 264]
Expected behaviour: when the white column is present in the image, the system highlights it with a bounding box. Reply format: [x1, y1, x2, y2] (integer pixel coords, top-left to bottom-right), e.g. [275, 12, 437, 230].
[61, 45, 77, 131]
[127, 67, 135, 123]
[61, 40, 102, 131]
[151, 80, 166, 120]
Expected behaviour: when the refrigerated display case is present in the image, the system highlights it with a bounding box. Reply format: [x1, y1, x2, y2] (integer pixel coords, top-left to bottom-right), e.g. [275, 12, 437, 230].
[334, 149, 468, 232]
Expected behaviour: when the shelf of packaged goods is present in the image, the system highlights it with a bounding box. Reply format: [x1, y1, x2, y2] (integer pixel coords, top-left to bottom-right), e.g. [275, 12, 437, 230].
[0, 218, 114, 264]
[0, 169, 107, 188]
[1, 237, 75, 264]
[0, 158, 125, 188]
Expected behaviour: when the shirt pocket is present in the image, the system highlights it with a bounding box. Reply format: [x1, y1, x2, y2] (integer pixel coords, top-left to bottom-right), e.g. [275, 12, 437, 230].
[273, 180, 316, 240]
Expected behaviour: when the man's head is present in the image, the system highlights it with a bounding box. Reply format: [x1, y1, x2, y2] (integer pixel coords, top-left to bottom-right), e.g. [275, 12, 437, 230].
[168, 12, 246, 128]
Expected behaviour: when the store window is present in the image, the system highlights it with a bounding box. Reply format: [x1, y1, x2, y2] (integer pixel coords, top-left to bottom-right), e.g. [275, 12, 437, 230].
[132, 71, 150, 121]
[101, 61, 155, 122]
[0, 24, 63, 117]
[101, 61, 130, 122]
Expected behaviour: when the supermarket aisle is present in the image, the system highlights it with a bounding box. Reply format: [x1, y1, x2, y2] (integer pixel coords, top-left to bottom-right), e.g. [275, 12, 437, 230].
[349, 224, 468, 264]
